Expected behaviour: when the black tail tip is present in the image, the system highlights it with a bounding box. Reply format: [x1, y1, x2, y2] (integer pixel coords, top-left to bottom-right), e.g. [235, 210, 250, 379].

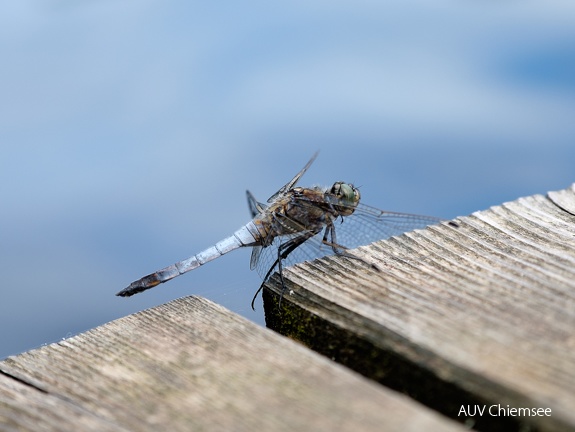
[116, 286, 140, 297]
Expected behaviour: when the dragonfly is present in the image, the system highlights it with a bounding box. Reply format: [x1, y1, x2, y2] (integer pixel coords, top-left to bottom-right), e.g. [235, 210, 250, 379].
[117, 152, 448, 307]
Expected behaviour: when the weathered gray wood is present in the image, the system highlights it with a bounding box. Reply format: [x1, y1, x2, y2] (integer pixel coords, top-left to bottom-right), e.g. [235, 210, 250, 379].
[0, 296, 465, 432]
[548, 183, 575, 215]
[264, 183, 575, 432]
[0, 372, 124, 432]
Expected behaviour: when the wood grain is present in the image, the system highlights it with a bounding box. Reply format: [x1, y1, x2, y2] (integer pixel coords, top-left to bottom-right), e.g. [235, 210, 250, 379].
[264, 184, 575, 432]
[0, 296, 465, 432]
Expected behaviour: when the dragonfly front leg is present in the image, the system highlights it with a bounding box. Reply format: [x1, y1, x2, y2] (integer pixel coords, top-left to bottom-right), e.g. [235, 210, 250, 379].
[323, 223, 380, 271]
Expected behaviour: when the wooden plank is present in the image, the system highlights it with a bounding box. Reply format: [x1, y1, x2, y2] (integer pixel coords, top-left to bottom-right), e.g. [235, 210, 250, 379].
[263, 184, 575, 432]
[548, 183, 575, 215]
[0, 372, 124, 432]
[0, 296, 465, 432]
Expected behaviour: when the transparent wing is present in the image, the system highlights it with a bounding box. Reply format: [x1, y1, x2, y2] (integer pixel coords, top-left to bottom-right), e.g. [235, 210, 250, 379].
[266, 151, 319, 203]
[252, 199, 443, 280]
[327, 202, 442, 251]
[246, 190, 266, 218]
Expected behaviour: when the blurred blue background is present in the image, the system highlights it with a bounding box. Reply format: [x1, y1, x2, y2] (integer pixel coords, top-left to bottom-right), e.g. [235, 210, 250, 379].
[1, 1, 574, 359]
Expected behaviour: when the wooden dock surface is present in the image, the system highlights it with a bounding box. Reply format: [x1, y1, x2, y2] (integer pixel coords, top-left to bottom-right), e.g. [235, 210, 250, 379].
[263, 184, 575, 432]
[0, 296, 464, 432]
[2, 184, 574, 431]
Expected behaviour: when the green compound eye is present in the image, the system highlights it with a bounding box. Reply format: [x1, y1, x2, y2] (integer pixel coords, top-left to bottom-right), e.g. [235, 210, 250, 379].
[329, 182, 360, 216]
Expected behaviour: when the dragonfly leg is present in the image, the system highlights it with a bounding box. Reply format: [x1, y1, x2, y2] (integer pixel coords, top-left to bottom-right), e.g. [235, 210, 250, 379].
[324, 223, 380, 272]
[250, 232, 314, 310]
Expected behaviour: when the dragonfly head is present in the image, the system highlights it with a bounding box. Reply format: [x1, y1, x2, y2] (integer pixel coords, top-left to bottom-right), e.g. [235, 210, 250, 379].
[329, 182, 360, 216]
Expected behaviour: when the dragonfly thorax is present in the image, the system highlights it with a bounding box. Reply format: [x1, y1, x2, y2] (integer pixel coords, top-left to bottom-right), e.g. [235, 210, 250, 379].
[329, 182, 360, 216]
